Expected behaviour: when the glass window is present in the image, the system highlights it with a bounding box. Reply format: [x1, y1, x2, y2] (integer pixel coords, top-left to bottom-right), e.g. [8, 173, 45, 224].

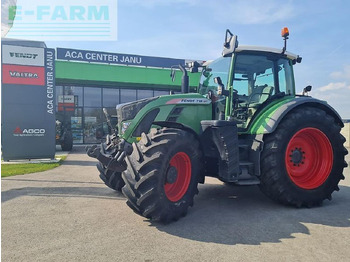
[232, 54, 277, 129]
[137, 89, 154, 99]
[84, 87, 101, 107]
[199, 56, 231, 96]
[233, 54, 275, 98]
[103, 88, 120, 107]
[154, 90, 169, 97]
[70, 108, 83, 144]
[55, 86, 63, 106]
[83, 108, 103, 143]
[64, 86, 83, 106]
[101, 107, 118, 134]
[104, 107, 117, 116]
[277, 59, 294, 95]
[120, 89, 137, 103]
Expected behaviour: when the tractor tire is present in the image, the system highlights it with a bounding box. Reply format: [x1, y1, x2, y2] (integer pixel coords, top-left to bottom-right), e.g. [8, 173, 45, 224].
[259, 107, 348, 207]
[122, 128, 202, 223]
[98, 163, 125, 192]
[61, 131, 73, 151]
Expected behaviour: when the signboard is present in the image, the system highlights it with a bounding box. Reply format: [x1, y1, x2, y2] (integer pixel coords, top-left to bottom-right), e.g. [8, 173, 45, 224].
[57, 48, 186, 68]
[1, 40, 56, 160]
[58, 95, 75, 111]
[2, 45, 45, 66]
[2, 64, 46, 85]
[71, 116, 82, 129]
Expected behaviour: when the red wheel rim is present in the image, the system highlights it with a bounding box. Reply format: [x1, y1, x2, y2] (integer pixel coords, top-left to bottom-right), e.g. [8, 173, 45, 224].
[164, 152, 192, 202]
[285, 127, 333, 189]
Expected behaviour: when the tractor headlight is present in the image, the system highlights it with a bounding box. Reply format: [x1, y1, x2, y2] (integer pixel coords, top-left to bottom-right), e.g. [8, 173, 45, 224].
[121, 122, 131, 134]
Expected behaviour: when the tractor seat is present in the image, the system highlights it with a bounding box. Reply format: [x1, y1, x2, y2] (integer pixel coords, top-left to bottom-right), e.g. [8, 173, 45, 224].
[249, 85, 274, 107]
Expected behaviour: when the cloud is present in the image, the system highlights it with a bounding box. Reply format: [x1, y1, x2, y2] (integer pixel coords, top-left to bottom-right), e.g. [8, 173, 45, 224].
[313, 84, 350, 119]
[313, 66, 350, 118]
[319, 82, 349, 92]
[330, 65, 350, 81]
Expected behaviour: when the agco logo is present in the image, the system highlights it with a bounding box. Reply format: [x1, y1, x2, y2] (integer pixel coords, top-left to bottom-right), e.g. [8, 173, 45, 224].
[13, 127, 46, 137]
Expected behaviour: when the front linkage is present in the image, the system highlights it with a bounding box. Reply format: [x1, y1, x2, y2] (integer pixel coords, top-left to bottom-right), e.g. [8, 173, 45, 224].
[86, 134, 132, 190]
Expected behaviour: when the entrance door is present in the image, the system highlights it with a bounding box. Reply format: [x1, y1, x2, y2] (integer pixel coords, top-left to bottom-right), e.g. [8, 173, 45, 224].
[70, 107, 83, 144]
[83, 108, 103, 143]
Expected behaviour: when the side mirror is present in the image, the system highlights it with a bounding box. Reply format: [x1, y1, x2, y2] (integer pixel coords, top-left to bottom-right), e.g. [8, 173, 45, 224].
[222, 29, 238, 57]
[214, 77, 229, 96]
[302, 85, 312, 96]
[188, 61, 201, 73]
[170, 68, 176, 82]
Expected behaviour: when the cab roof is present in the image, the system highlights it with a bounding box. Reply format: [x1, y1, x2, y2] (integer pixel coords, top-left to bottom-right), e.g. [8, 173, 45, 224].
[235, 45, 298, 60]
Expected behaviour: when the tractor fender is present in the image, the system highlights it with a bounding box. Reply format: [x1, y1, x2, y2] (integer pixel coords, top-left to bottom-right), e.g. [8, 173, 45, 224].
[251, 96, 344, 134]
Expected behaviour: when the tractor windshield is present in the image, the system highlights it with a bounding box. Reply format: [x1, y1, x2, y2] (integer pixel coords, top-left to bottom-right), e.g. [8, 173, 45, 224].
[199, 56, 231, 96]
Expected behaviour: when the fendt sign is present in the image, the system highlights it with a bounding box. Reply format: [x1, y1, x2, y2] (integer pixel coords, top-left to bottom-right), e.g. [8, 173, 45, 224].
[1, 39, 56, 161]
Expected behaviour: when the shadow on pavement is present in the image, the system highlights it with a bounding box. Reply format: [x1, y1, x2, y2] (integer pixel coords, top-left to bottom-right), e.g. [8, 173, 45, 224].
[1, 178, 102, 185]
[1, 186, 125, 203]
[153, 183, 350, 245]
[61, 159, 97, 166]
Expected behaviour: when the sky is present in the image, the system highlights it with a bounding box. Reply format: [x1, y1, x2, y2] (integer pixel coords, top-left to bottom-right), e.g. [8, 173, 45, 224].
[4, 0, 350, 118]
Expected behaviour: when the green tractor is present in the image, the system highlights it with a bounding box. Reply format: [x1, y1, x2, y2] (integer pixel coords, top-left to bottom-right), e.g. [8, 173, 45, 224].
[87, 28, 348, 223]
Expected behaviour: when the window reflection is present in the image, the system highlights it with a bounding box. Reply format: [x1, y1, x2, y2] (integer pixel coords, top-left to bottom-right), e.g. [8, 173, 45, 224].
[103, 88, 120, 107]
[154, 90, 170, 97]
[84, 108, 103, 143]
[120, 89, 137, 103]
[84, 87, 102, 107]
[57, 86, 173, 143]
[137, 89, 154, 99]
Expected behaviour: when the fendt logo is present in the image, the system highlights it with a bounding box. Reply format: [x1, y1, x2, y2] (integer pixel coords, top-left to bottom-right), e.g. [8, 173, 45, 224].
[9, 52, 39, 59]
[2, 45, 44, 66]
[9, 71, 39, 79]
[13, 127, 46, 137]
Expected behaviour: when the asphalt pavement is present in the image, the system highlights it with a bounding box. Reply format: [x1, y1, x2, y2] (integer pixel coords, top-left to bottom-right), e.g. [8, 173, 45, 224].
[2, 146, 350, 262]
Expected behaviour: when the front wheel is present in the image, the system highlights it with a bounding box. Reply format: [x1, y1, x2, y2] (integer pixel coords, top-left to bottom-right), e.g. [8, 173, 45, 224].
[122, 128, 202, 223]
[259, 107, 347, 207]
[97, 163, 125, 192]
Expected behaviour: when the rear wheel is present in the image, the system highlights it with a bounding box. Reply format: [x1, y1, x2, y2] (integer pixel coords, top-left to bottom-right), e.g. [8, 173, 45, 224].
[122, 128, 202, 223]
[259, 107, 347, 207]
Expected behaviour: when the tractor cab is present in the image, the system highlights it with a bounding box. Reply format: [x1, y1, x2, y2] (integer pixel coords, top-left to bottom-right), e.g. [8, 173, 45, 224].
[199, 28, 300, 130]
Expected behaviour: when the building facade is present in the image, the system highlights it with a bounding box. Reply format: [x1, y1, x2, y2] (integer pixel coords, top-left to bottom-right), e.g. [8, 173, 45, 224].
[54, 48, 201, 144]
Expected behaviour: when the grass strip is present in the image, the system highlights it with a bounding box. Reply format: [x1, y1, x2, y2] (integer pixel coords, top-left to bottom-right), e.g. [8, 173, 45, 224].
[1, 156, 67, 177]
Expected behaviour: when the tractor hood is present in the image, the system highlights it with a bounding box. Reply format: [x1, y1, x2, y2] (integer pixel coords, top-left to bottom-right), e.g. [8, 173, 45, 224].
[116, 93, 212, 143]
[116, 97, 158, 123]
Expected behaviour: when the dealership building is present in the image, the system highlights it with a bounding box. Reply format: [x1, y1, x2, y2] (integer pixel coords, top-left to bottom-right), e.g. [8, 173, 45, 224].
[52, 47, 200, 144]
[1, 39, 201, 161]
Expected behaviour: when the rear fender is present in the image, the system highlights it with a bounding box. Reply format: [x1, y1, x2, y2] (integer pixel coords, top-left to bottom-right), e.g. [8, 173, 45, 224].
[249, 97, 344, 135]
